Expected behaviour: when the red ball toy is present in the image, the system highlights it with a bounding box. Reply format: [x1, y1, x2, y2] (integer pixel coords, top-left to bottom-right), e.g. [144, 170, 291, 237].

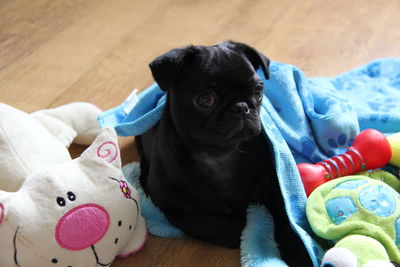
[297, 129, 392, 196]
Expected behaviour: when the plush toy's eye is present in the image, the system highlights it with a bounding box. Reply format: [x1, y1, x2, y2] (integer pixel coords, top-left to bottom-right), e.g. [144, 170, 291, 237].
[194, 91, 217, 108]
[57, 197, 66, 207]
[67, 191, 76, 201]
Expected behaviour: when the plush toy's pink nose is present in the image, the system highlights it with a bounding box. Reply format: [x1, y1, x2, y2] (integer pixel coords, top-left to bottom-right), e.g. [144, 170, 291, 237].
[55, 204, 110, 250]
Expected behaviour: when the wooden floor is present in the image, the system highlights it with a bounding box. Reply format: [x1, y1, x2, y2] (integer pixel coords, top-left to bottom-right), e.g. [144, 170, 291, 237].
[1, 0, 400, 266]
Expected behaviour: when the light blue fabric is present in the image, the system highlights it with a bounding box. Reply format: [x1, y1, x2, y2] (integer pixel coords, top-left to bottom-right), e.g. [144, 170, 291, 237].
[99, 58, 400, 267]
[241, 205, 288, 267]
[100, 83, 166, 137]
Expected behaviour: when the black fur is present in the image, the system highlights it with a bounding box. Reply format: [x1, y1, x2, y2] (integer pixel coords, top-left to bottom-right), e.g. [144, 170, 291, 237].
[137, 41, 311, 266]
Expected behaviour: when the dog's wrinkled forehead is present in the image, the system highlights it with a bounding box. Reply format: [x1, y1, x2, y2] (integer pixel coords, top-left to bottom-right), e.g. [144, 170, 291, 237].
[191, 45, 257, 82]
[149, 41, 270, 92]
[184, 49, 264, 99]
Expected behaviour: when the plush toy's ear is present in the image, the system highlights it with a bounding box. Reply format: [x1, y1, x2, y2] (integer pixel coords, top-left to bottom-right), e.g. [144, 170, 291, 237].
[149, 46, 197, 91]
[80, 127, 121, 169]
[224, 41, 270, 79]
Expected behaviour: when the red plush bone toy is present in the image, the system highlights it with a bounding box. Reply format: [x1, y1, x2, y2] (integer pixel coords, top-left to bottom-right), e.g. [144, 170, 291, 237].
[298, 129, 392, 196]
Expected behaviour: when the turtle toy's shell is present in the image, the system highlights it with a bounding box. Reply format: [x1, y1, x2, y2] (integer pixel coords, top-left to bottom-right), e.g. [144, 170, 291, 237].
[306, 173, 400, 263]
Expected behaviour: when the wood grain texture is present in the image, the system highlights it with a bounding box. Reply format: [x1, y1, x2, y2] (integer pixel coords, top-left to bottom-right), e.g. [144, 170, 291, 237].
[1, 0, 399, 266]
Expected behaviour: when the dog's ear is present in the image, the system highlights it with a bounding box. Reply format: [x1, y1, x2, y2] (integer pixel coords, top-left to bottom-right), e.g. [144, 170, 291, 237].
[149, 46, 197, 91]
[224, 41, 270, 79]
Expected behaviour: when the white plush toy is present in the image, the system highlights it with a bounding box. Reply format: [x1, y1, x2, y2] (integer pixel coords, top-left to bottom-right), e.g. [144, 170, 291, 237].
[0, 103, 146, 267]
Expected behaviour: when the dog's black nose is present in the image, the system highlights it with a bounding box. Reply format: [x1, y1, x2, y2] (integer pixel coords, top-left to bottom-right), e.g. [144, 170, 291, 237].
[234, 102, 250, 114]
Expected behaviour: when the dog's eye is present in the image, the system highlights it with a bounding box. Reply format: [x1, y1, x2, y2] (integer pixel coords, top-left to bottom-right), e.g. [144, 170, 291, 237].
[195, 91, 217, 108]
[254, 90, 263, 101]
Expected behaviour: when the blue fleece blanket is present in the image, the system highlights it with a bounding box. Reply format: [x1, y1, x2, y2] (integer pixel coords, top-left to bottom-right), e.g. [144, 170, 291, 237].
[99, 58, 400, 267]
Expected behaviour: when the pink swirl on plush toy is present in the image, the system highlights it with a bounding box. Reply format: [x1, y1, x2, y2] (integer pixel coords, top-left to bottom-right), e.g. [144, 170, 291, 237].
[0, 203, 4, 225]
[97, 141, 118, 163]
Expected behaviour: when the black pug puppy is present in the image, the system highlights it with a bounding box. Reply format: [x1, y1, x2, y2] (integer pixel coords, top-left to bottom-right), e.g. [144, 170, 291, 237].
[137, 41, 311, 266]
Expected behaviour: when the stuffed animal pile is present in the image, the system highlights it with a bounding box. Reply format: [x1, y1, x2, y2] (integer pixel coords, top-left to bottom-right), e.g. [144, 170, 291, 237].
[0, 103, 146, 267]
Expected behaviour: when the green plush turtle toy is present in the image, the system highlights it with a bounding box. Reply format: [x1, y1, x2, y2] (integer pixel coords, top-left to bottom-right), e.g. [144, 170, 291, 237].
[307, 170, 400, 267]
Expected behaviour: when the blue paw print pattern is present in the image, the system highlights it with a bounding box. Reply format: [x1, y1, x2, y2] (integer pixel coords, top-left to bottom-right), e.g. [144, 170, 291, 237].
[298, 137, 323, 162]
[326, 133, 354, 157]
[317, 95, 352, 115]
[366, 62, 382, 78]
[369, 114, 390, 123]
[326, 196, 358, 225]
[331, 79, 360, 92]
[331, 79, 344, 91]
[368, 99, 396, 123]
[326, 91, 353, 113]
[358, 185, 397, 217]
[391, 73, 400, 87]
